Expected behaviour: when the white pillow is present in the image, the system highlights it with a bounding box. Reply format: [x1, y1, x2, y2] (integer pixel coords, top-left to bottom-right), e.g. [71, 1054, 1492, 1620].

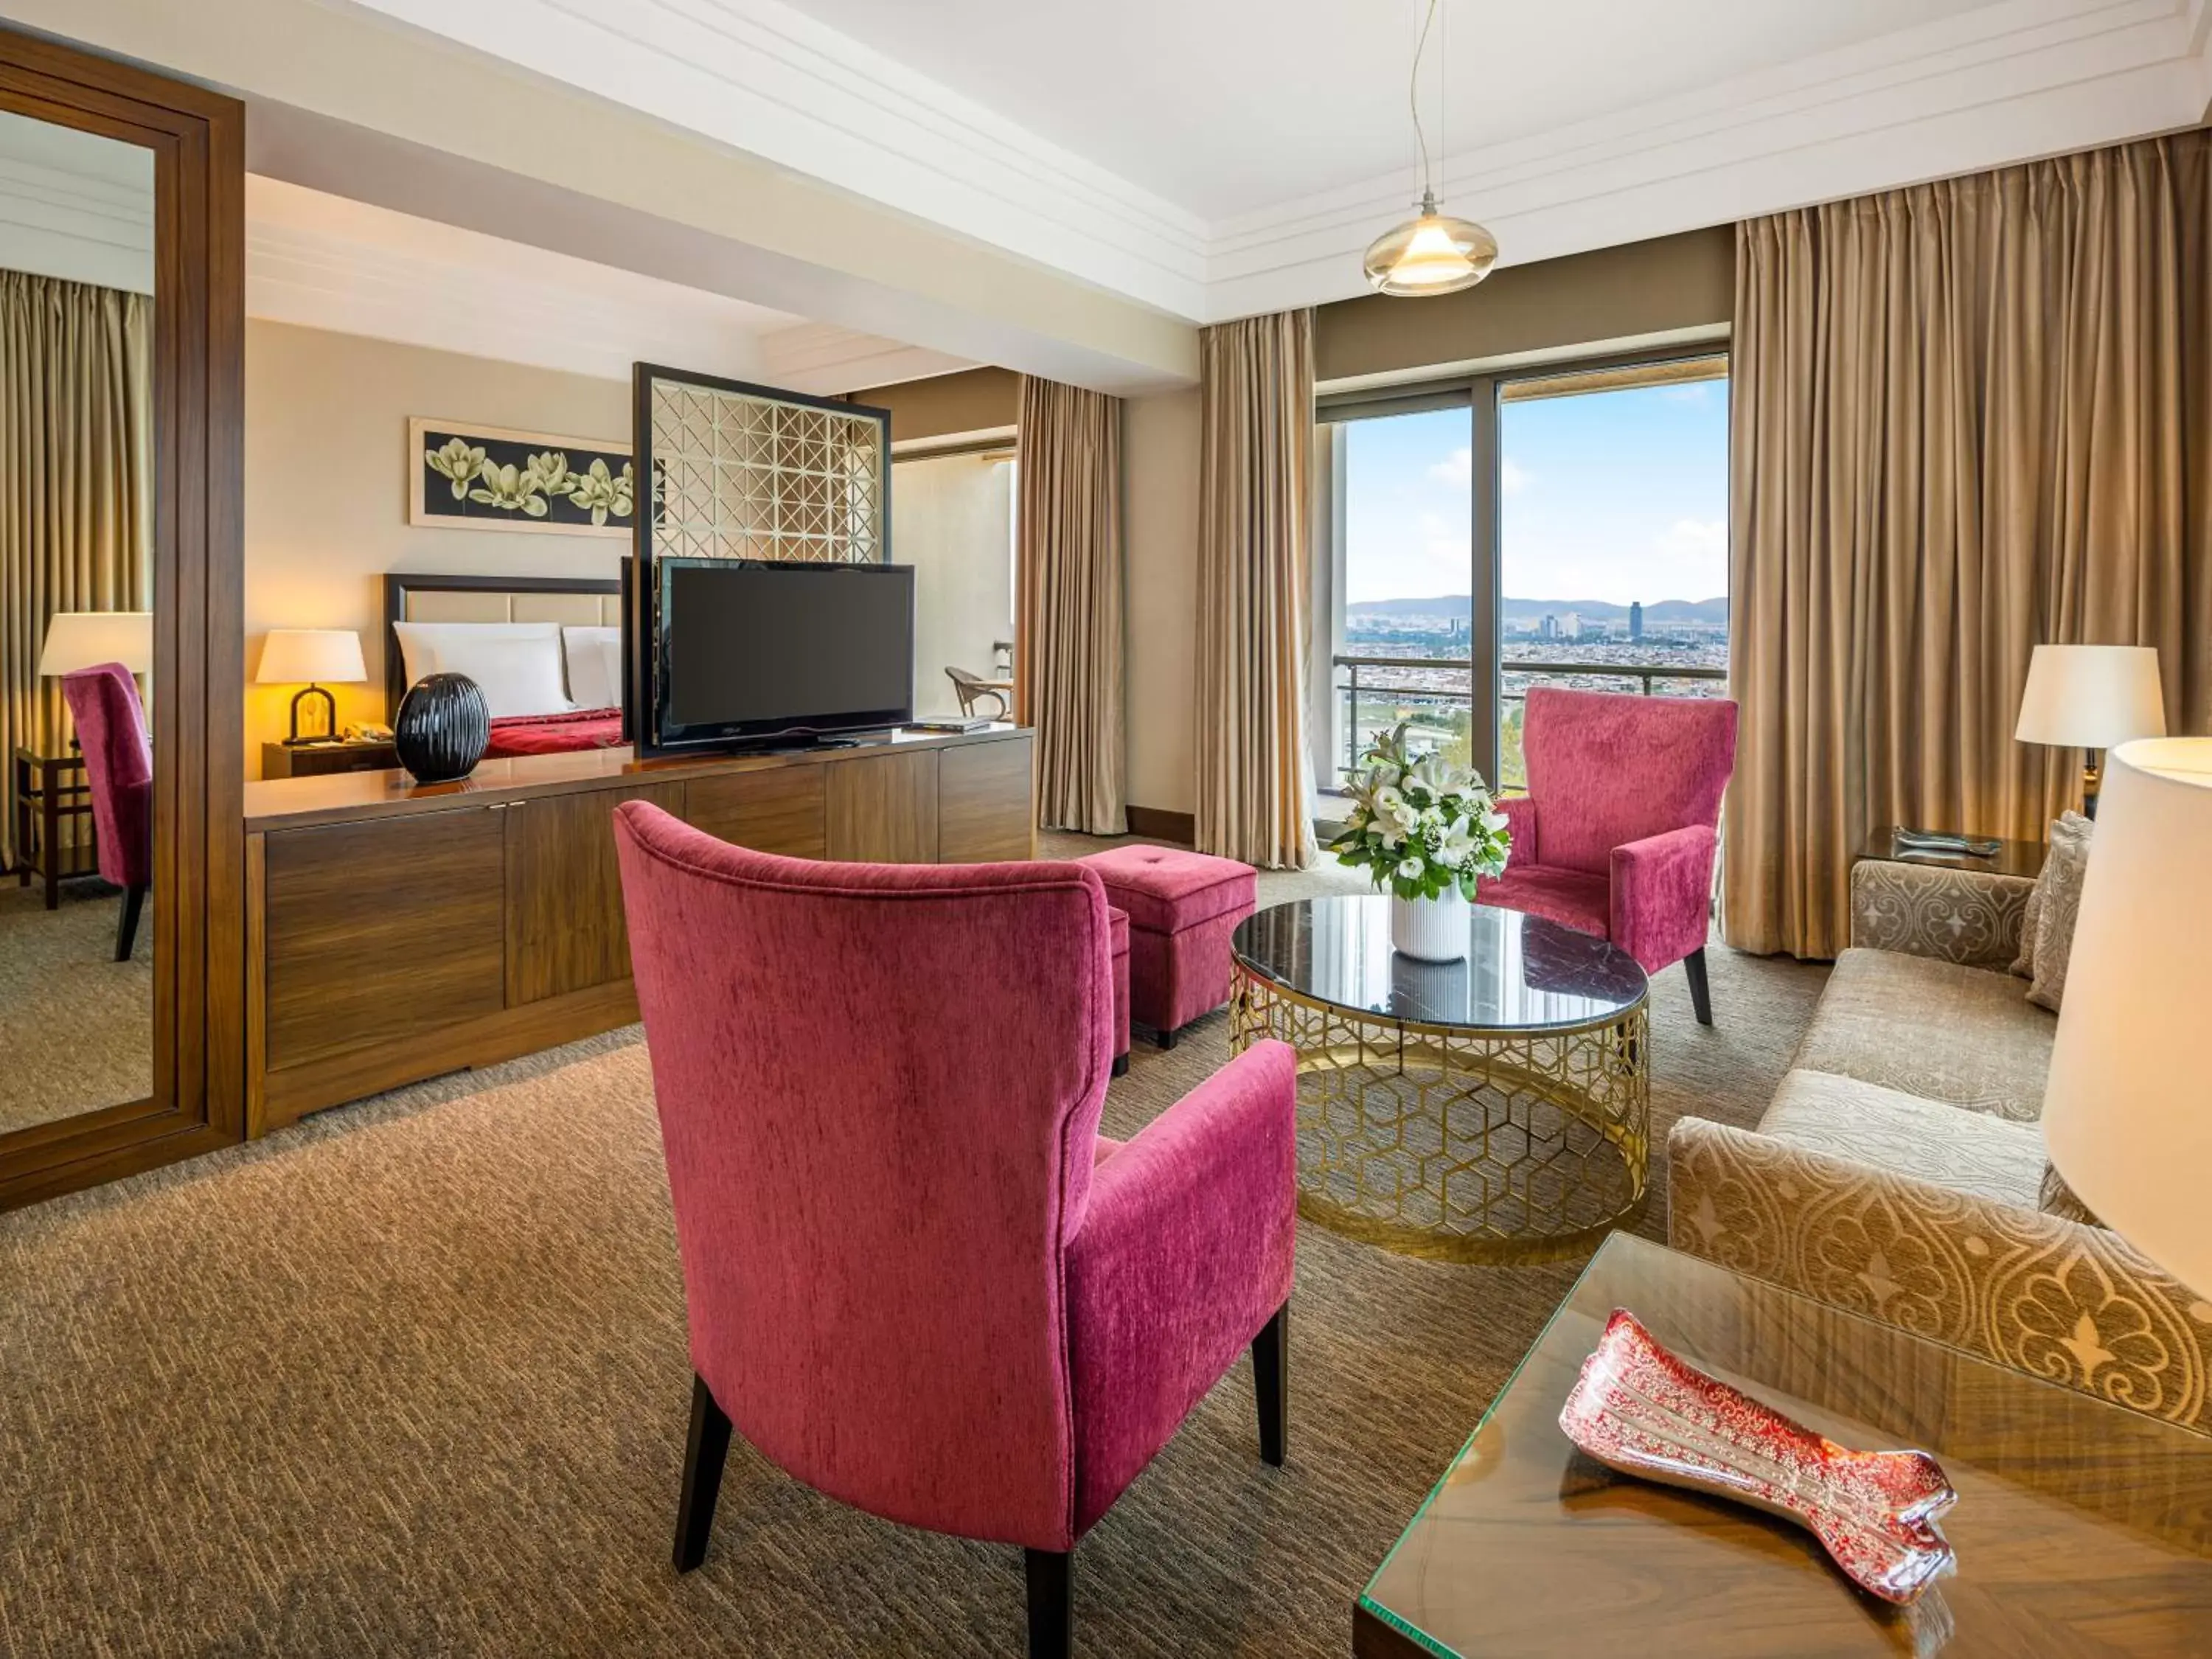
[561, 625, 623, 710]
[438, 634, 574, 720]
[392, 621, 560, 695]
[392, 622, 573, 720]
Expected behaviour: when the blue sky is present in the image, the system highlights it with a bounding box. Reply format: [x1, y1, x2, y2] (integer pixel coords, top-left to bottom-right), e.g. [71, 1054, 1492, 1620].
[1342, 379, 1730, 606]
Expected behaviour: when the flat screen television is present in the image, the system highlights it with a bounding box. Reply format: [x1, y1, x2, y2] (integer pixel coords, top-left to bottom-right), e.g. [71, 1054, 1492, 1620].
[641, 557, 915, 755]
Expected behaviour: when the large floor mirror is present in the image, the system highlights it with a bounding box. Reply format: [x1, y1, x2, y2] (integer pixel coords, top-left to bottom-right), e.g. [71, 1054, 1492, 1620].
[0, 29, 244, 1207]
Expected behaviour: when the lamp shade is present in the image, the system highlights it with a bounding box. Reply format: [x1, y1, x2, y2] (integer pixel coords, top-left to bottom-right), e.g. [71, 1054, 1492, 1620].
[38, 611, 153, 676]
[2042, 737, 2212, 1295]
[257, 628, 366, 686]
[2014, 644, 2166, 749]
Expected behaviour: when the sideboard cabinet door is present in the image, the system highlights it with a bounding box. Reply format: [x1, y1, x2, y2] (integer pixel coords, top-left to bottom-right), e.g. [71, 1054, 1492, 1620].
[825, 751, 939, 863]
[504, 782, 687, 1006]
[263, 807, 507, 1072]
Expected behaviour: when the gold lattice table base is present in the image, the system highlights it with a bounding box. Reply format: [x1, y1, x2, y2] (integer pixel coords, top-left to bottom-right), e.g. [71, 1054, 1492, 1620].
[1231, 967, 1649, 1265]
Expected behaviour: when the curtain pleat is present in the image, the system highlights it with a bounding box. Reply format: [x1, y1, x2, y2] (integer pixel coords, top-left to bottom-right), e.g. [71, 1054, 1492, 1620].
[1196, 310, 1316, 871]
[1724, 131, 2212, 959]
[1015, 376, 1127, 835]
[1, 272, 153, 870]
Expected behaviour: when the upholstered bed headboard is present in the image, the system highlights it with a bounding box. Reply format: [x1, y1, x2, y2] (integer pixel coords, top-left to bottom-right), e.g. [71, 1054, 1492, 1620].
[381, 572, 623, 713]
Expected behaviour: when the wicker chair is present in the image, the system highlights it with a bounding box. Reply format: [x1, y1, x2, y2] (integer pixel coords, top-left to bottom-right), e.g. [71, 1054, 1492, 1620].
[945, 665, 1010, 721]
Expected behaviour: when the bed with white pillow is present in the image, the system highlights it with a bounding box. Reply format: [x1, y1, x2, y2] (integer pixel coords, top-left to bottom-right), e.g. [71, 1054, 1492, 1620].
[382, 573, 629, 756]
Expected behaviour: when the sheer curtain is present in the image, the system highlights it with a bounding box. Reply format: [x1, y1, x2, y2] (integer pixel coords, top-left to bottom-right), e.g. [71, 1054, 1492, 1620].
[0, 272, 153, 869]
[1015, 375, 1127, 835]
[1724, 131, 2212, 959]
[1196, 309, 1317, 870]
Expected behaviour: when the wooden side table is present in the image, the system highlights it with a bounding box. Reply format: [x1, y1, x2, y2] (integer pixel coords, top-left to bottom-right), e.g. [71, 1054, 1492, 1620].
[260, 739, 400, 780]
[11, 747, 99, 909]
[1357, 1232, 2212, 1656]
[1860, 824, 2046, 880]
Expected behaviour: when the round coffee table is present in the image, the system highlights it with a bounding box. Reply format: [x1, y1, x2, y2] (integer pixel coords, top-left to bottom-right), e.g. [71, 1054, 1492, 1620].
[1229, 895, 1650, 1265]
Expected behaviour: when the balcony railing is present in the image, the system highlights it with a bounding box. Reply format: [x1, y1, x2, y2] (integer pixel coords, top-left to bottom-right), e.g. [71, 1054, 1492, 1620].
[1333, 653, 1728, 791]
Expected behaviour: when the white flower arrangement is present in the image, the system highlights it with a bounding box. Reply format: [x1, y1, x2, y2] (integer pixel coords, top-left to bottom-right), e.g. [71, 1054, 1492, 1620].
[1330, 722, 1512, 901]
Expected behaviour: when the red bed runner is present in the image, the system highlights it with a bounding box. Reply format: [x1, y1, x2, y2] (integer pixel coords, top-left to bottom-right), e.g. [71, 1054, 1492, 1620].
[484, 707, 625, 757]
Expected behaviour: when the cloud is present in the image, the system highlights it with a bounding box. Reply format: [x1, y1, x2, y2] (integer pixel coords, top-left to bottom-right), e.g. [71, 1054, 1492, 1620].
[1427, 448, 1530, 496]
[1655, 518, 1726, 560]
[1661, 383, 1714, 405]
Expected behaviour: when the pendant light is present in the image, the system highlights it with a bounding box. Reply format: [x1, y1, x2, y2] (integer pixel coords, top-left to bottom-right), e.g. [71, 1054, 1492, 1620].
[1363, 0, 1498, 297]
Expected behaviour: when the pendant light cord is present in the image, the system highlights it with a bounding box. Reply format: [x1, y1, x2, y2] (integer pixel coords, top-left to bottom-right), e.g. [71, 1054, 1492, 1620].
[1410, 0, 1440, 204]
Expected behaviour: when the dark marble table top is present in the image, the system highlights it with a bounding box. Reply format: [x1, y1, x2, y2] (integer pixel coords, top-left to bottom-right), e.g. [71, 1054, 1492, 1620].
[1231, 895, 1647, 1034]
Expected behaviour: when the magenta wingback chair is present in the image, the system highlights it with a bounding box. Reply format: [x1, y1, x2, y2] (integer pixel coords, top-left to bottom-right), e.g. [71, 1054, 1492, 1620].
[1480, 686, 1738, 1024]
[60, 663, 153, 961]
[611, 802, 1297, 1658]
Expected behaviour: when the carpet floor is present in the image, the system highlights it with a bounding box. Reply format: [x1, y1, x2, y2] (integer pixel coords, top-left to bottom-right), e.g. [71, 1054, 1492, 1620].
[0, 838, 1829, 1658]
[0, 878, 151, 1134]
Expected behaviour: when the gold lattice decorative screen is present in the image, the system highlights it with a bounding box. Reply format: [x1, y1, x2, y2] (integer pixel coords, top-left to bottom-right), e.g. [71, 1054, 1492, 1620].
[647, 375, 886, 563]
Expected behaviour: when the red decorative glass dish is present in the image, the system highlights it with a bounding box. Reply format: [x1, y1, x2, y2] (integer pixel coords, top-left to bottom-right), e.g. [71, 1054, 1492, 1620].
[1559, 1309, 1958, 1604]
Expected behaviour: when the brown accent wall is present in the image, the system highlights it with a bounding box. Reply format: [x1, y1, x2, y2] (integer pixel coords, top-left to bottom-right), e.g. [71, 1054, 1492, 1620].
[1314, 226, 1733, 384]
[847, 366, 1020, 445]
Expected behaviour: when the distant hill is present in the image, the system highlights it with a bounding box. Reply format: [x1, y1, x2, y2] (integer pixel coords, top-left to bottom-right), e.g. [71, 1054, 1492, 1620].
[1347, 595, 1728, 625]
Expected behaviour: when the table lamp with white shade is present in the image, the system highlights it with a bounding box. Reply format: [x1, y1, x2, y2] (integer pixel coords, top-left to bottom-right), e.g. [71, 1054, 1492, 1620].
[257, 627, 366, 745]
[38, 611, 153, 677]
[2042, 737, 2212, 1295]
[2014, 644, 2166, 817]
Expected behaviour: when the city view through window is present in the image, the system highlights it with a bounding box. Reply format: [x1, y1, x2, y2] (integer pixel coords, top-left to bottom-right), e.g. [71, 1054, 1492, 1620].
[1337, 361, 1730, 790]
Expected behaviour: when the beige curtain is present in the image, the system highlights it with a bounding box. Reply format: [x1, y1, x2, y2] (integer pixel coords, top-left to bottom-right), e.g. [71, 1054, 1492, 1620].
[1196, 310, 1317, 870]
[1724, 131, 2212, 959]
[0, 272, 153, 870]
[1015, 376, 1127, 834]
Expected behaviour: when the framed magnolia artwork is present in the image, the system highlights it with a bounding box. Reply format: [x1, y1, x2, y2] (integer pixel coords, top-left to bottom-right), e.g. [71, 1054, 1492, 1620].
[408, 417, 635, 538]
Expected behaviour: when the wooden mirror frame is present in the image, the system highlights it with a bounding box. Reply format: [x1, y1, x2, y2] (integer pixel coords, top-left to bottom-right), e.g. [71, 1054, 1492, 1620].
[0, 27, 244, 1208]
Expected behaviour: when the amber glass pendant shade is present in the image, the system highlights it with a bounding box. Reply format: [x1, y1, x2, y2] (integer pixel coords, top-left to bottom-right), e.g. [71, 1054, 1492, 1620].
[1363, 191, 1499, 296]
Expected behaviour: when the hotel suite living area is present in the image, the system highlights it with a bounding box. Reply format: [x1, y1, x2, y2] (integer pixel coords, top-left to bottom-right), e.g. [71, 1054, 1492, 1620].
[2, 3, 2211, 1655]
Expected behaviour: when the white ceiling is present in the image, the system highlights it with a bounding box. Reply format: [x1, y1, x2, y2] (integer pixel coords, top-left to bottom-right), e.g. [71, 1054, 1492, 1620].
[341, 0, 2212, 323]
[0, 108, 153, 293]
[246, 175, 967, 393]
[782, 0, 1994, 220]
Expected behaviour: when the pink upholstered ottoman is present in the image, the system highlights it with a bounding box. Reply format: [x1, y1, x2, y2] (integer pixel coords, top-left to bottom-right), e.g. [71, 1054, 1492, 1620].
[1078, 846, 1256, 1047]
[1108, 905, 1131, 1077]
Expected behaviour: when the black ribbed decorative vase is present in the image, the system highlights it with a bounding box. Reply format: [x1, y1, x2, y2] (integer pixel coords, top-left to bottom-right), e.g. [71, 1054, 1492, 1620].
[394, 672, 490, 783]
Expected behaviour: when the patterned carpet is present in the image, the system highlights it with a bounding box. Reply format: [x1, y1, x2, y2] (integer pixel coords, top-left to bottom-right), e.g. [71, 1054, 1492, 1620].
[0, 877, 151, 1134]
[0, 837, 1828, 1658]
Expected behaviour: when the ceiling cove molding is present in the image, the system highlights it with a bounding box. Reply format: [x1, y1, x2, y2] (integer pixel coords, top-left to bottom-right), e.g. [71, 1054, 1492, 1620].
[344, 0, 1210, 319]
[0, 155, 153, 294]
[757, 321, 972, 394]
[1206, 0, 2212, 317]
[243, 177, 782, 386]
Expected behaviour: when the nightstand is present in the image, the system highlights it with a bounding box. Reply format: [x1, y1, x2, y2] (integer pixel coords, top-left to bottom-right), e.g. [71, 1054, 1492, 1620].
[11, 747, 98, 909]
[261, 738, 399, 780]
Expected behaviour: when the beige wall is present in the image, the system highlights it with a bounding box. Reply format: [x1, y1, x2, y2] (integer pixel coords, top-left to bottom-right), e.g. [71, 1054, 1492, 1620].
[852, 367, 1020, 446]
[243, 320, 630, 774]
[1313, 227, 1733, 384]
[1121, 388, 1201, 816]
[893, 451, 1016, 717]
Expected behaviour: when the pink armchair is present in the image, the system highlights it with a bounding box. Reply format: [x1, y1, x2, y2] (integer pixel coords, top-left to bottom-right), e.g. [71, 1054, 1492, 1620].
[1480, 687, 1738, 1024]
[612, 802, 1297, 1659]
[60, 663, 153, 961]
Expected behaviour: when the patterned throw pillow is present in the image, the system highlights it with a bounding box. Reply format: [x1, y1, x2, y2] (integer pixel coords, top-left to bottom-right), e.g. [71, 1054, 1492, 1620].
[2011, 811, 2092, 981]
[2026, 813, 2094, 1012]
[2040, 1161, 2103, 1226]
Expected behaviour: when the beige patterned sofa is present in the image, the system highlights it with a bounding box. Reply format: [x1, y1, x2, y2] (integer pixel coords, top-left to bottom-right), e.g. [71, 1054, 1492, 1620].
[1669, 859, 2212, 1434]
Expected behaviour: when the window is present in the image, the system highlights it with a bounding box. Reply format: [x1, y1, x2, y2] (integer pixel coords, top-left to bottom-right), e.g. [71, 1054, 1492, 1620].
[1321, 352, 1730, 795]
[1337, 405, 1475, 775]
[1495, 358, 1730, 788]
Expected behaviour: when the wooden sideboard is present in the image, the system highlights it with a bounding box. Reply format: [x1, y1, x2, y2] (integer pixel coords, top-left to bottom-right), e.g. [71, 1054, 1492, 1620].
[241, 726, 1034, 1134]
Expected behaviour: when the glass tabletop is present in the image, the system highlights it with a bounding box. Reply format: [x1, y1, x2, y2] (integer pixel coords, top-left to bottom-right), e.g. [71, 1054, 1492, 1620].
[1231, 895, 1647, 1033]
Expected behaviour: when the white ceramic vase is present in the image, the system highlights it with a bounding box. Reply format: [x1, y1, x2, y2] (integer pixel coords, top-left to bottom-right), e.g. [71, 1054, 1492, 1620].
[1390, 890, 1470, 961]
